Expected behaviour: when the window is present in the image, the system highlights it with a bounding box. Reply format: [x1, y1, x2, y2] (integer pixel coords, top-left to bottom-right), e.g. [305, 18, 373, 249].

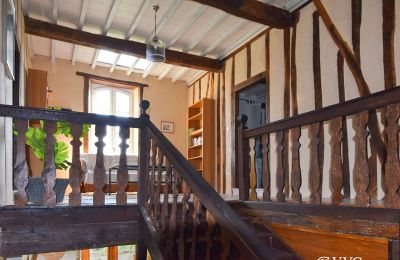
[89, 83, 136, 155]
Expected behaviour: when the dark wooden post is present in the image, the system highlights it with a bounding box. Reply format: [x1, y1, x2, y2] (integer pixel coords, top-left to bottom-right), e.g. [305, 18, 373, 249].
[137, 100, 150, 260]
[237, 115, 249, 201]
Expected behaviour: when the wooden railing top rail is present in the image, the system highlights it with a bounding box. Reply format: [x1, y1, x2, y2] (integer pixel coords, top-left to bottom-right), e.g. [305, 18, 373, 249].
[0, 104, 143, 127]
[144, 119, 285, 259]
[243, 86, 400, 138]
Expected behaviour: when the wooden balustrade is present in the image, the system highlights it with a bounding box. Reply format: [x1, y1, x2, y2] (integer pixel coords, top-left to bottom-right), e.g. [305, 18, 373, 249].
[238, 86, 400, 208]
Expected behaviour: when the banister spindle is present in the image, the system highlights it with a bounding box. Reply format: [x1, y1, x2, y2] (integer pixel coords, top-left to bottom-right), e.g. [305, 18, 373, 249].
[149, 139, 157, 220]
[42, 121, 57, 206]
[291, 127, 302, 203]
[384, 104, 400, 208]
[154, 147, 164, 230]
[237, 115, 249, 200]
[309, 122, 322, 204]
[276, 130, 285, 202]
[179, 180, 191, 260]
[13, 120, 29, 206]
[329, 118, 344, 204]
[353, 111, 370, 206]
[190, 194, 202, 259]
[262, 134, 271, 201]
[249, 138, 257, 201]
[161, 159, 171, 233]
[69, 123, 83, 206]
[117, 126, 130, 205]
[167, 168, 179, 259]
[94, 124, 107, 206]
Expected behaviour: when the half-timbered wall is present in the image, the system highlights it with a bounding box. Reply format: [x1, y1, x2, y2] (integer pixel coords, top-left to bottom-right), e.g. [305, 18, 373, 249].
[188, 0, 400, 197]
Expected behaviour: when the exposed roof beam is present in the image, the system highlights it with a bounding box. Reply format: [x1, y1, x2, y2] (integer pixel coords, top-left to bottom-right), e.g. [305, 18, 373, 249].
[72, 0, 89, 65]
[25, 17, 224, 72]
[22, 0, 29, 16]
[190, 0, 294, 28]
[51, 0, 58, 62]
[110, 54, 120, 73]
[126, 0, 152, 39]
[172, 67, 190, 82]
[142, 63, 155, 78]
[93, 0, 121, 69]
[158, 64, 173, 80]
[202, 19, 247, 55]
[168, 6, 207, 47]
[219, 24, 265, 59]
[126, 58, 139, 76]
[103, 0, 121, 34]
[184, 12, 227, 52]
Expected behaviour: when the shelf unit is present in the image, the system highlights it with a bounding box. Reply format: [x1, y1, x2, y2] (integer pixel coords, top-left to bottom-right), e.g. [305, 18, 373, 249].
[188, 98, 215, 187]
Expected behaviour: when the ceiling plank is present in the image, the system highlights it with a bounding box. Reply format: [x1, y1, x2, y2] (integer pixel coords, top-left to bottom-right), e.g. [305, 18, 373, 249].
[126, 0, 152, 39]
[156, 0, 183, 33]
[190, 0, 294, 28]
[203, 19, 247, 55]
[172, 67, 190, 82]
[184, 11, 227, 52]
[126, 58, 139, 76]
[25, 17, 224, 72]
[72, 0, 89, 65]
[158, 64, 173, 80]
[142, 63, 155, 78]
[187, 70, 206, 86]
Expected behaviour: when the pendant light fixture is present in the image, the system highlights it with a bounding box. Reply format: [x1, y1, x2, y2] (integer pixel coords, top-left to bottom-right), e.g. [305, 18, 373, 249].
[146, 5, 166, 62]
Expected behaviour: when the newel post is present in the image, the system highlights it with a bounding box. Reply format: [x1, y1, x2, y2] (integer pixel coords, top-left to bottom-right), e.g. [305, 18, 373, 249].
[137, 100, 150, 260]
[237, 115, 249, 201]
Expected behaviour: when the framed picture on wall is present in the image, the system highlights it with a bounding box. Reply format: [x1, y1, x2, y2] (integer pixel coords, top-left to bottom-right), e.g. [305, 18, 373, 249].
[161, 121, 174, 133]
[2, 0, 16, 80]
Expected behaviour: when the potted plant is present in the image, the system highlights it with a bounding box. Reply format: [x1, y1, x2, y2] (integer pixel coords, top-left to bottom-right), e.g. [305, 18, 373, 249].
[16, 108, 90, 203]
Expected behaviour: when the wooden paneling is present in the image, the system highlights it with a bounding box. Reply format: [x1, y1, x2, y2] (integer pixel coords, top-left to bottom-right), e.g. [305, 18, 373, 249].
[0, 205, 138, 257]
[27, 69, 47, 108]
[268, 224, 389, 260]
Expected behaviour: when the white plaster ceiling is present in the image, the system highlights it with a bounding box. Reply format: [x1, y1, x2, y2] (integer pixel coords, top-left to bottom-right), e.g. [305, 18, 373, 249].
[24, 0, 308, 85]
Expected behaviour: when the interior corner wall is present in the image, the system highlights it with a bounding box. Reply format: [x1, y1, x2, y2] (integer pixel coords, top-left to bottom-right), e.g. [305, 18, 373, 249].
[188, 0, 400, 197]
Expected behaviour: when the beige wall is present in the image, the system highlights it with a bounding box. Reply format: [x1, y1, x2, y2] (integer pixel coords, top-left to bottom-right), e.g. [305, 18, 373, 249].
[31, 56, 188, 154]
[189, 0, 400, 197]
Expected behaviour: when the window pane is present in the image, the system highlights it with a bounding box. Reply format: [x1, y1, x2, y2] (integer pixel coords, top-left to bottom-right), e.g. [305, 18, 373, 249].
[93, 89, 111, 115]
[135, 59, 151, 70]
[115, 91, 130, 114]
[117, 54, 137, 67]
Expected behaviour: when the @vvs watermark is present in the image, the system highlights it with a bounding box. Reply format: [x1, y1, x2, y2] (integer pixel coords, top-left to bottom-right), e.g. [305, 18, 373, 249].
[317, 257, 362, 260]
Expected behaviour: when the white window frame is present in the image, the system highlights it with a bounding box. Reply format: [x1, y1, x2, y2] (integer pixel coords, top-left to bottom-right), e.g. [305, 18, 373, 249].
[89, 83, 136, 155]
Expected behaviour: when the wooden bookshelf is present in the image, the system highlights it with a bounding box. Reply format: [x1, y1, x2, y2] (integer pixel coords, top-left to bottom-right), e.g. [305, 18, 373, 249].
[188, 98, 215, 187]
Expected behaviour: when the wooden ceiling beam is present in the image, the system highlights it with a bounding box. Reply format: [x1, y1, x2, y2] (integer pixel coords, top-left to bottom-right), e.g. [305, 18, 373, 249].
[190, 0, 295, 28]
[25, 17, 224, 72]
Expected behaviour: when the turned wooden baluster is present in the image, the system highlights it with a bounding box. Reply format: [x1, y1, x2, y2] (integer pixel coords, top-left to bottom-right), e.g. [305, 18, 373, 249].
[178, 180, 191, 260]
[167, 167, 179, 259]
[384, 104, 400, 208]
[149, 139, 157, 220]
[249, 138, 257, 201]
[291, 127, 302, 203]
[353, 111, 370, 206]
[329, 118, 344, 204]
[116, 126, 130, 205]
[154, 148, 164, 230]
[309, 122, 322, 204]
[237, 115, 249, 200]
[161, 159, 172, 233]
[13, 120, 29, 206]
[94, 124, 107, 206]
[276, 130, 285, 202]
[69, 123, 82, 206]
[190, 194, 202, 259]
[42, 121, 57, 206]
[205, 211, 216, 260]
[262, 134, 271, 201]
